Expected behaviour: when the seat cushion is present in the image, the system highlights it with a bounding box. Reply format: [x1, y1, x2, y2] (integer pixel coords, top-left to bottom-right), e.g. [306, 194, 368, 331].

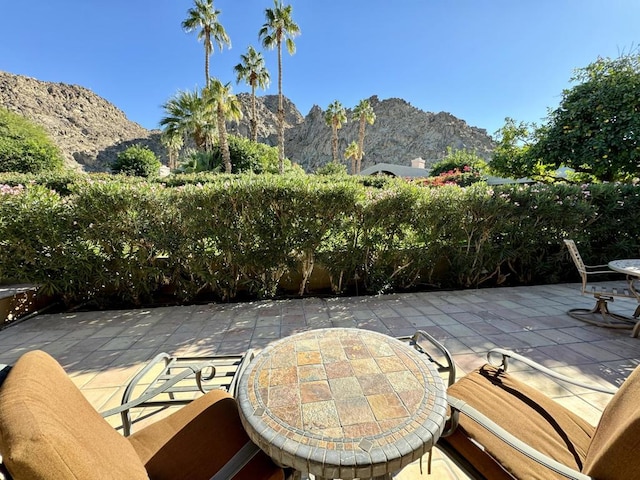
[0, 350, 148, 480]
[442, 365, 595, 480]
[129, 389, 283, 480]
[583, 364, 640, 479]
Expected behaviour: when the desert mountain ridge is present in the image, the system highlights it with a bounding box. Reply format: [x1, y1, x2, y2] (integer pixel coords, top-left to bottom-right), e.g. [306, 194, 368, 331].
[0, 71, 495, 173]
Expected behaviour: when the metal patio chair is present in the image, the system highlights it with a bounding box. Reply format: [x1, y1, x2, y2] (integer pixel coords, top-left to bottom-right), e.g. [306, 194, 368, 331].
[404, 330, 640, 479]
[101, 350, 255, 436]
[563, 239, 639, 329]
[0, 350, 283, 480]
[438, 348, 640, 479]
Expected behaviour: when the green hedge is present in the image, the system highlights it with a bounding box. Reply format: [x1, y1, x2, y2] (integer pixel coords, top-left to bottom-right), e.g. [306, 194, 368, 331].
[1, 173, 639, 307]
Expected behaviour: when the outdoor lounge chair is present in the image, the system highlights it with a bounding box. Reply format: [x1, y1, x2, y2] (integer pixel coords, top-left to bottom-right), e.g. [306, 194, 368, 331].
[107, 351, 255, 436]
[563, 239, 639, 329]
[438, 348, 640, 480]
[0, 350, 284, 480]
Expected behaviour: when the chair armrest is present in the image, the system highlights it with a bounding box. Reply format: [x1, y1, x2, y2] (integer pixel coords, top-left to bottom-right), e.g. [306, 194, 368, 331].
[209, 441, 261, 480]
[398, 330, 456, 387]
[100, 353, 220, 435]
[487, 348, 618, 395]
[100, 367, 198, 418]
[446, 395, 595, 480]
[584, 264, 610, 271]
[228, 349, 255, 397]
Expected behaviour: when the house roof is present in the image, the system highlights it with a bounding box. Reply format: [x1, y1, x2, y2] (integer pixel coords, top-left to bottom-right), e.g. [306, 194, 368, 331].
[359, 163, 430, 178]
[484, 175, 534, 185]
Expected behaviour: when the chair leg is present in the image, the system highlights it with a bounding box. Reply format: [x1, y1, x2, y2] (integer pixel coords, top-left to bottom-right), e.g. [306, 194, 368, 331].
[568, 296, 636, 329]
[632, 321, 640, 338]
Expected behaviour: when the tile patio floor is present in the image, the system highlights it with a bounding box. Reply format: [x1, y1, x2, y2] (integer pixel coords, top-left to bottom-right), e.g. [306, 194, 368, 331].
[1, 281, 640, 479]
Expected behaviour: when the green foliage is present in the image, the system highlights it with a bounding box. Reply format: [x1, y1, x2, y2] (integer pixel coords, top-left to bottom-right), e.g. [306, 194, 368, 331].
[489, 118, 539, 180]
[178, 149, 216, 173]
[111, 145, 161, 177]
[315, 162, 348, 176]
[210, 135, 282, 173]
[0, 108, 64, 173]
[492, 52, 640, 183]
[178, 136, 293, 174]
[430, 148, 488, 177]
[0, 171, 86, 195]
[533, 53, 640, 182]
[70, 180, 170, 304]
[425, 148, 488, 187]
[2, 174, 639, 306]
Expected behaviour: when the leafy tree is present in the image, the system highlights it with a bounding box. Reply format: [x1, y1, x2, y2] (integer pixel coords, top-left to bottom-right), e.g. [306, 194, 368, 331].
[352, 99, 376, 174]
[205, 78, 243, 173]
[259, 0, 300, 173]
[490, 117, 539, 180]
[315, 162, 347, 176]
[430, 147, 488, 177]
[324, 101, 347, 163]
[493, 52, 640, 183]
[179, 135, 292, 174]
[214, 135, 281, 173]
[533, 52, 640, 182]
[0, 108, 64, 173]
[234, 45, 270, 142]
[160, 89, 216, 152]
[424, 148, 488, 187]
[344, 141, 359, 175]
[182, 0, 231, 85]
[111, 145, 161, 177]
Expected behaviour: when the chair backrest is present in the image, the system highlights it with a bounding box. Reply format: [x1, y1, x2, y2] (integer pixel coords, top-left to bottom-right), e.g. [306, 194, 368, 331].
[583, 364, 640, 478]
[0, 350, 148, 480]
[564, 239, 588, 290]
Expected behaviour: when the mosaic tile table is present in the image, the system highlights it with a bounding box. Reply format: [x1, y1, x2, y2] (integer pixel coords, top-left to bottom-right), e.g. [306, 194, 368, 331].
[237, 328, 448, 480]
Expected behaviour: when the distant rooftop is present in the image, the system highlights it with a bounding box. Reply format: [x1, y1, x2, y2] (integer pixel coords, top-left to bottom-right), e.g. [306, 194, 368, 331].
[360, 161, 431, 178]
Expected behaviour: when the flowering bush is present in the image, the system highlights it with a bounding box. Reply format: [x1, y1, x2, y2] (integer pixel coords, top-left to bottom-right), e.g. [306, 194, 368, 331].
[417, 166, 482, 187]
[0, 184, 24, 195]
[0, 173, 638, 306]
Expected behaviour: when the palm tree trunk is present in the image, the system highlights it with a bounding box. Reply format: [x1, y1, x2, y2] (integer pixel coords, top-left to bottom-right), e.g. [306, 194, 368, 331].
[251, 82, 258, 142]
[277, 39, 285, 174]
[332, 125, 339, 163]
[218, 107, 232, 173]
[205, 43, 210, 85]
[357, 116, 366, 174]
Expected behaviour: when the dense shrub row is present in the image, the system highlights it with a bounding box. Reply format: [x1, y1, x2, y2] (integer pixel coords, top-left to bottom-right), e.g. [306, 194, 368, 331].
[1, 173, 639, 307]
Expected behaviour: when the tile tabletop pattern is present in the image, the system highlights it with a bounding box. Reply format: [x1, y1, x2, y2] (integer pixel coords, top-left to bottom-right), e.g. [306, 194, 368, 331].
[237, 328, 447, 479]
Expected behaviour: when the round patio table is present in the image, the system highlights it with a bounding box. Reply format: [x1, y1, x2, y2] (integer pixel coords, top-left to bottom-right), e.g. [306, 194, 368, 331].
[237, 328, 447, 480]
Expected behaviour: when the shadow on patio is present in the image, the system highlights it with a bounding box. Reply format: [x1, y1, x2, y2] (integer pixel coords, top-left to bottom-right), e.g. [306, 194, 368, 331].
[1, 282, 639, 479]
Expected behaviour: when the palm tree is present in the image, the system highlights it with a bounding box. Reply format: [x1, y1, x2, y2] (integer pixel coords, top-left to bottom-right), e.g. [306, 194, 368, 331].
[234, 46, 270, 142]
[182, 0, 231, 85]
[259, 0, 300, 173]
[324, 100, 347, 163]
[353, 99, 376, 174]
[160, 89, 216, 152]
[205, 79, 243, 174]
[161, 130, 184, 170]
[344, 141, 360, 175]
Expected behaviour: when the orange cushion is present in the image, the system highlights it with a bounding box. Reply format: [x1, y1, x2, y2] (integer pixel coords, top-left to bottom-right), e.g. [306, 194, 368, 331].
[0, 350, 148, 480]
[443, 365, 595, 480]
[129, 389, 283, 480]
[583, 365, 640, 479]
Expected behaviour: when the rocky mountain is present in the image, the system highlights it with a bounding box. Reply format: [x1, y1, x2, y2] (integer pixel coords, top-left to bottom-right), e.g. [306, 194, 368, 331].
[0, 71, 164, 171]
[284, 96, 494, 172]
[0, 71, 495, 173]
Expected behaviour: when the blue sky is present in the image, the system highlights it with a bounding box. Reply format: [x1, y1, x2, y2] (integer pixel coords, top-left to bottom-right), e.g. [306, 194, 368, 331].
[1, 1, 638, 137]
